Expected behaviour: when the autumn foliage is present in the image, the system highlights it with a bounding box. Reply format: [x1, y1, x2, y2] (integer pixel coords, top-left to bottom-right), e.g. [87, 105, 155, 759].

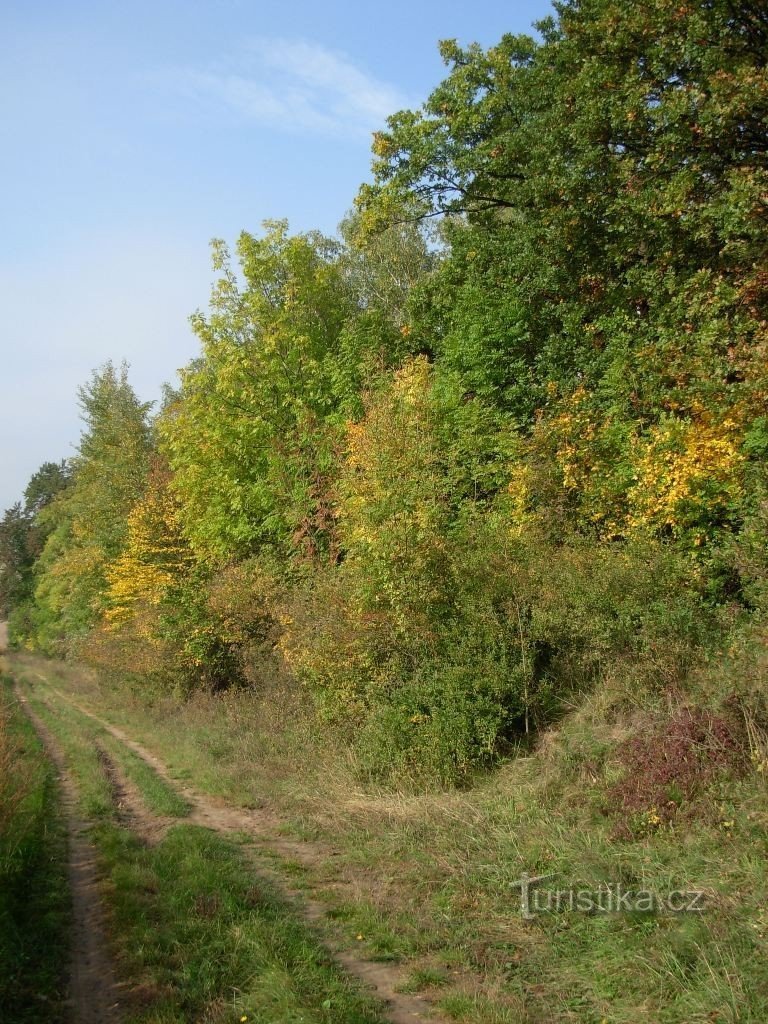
[4, 0, 768, 784]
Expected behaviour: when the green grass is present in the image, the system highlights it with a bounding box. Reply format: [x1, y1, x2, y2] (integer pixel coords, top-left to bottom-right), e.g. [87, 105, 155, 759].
[15, 673, 388, 1024]
[99, 731, 191, 817]
[397, 966, 449, 993]
[324, 899, 424, 962]
[16, 652, 768, 1022]
[22, 687, 115, 818]
[99, 823, 387, 1024]
[0, 676, 69, 1023]
[22, 683, 190, 818]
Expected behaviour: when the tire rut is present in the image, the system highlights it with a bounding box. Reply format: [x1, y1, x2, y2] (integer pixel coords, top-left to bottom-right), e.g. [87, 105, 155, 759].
[14, 688, 125, 1024]
[46, 684, 446, 1024]
[95, 744, 176, 845]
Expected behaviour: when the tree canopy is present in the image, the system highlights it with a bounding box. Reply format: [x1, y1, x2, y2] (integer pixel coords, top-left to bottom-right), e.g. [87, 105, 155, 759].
[4, 0, 768, 781]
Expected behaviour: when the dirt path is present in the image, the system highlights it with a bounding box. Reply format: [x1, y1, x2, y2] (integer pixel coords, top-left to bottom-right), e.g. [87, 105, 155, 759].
[95, 743, 179, 845]
[41, 682, 445, 1024]
[14, 688, 125, 1024]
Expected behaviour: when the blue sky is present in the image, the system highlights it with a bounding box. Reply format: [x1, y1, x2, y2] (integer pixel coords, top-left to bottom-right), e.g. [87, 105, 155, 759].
[0, 0, 553, 512]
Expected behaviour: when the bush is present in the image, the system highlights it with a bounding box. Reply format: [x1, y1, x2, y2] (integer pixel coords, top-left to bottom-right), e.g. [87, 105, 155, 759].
[356, 665, 524, 788]
[608, 705, 747, 837]
[279, 504, 718, 787]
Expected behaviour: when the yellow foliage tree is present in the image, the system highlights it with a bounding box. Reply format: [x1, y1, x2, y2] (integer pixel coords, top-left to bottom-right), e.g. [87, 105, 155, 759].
[627, 416, 746, 542]
[104, 460, 192, 633]
[509, 386, 749, 547]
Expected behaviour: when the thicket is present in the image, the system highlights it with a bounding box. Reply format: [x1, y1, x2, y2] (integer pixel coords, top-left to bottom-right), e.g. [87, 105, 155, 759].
[2, 0, 767, 785]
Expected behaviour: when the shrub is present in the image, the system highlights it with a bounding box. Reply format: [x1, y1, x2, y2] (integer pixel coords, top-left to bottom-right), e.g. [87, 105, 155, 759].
[279, 501, 717, 787]
[608, 705, 746, 837]
[355, 665, 522, 788]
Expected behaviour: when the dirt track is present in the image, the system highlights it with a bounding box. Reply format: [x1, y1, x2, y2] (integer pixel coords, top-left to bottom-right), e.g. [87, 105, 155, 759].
[49, 684, 443, 1024]
[14, 688, 125, 1023]
[17, 668, 444, 1024]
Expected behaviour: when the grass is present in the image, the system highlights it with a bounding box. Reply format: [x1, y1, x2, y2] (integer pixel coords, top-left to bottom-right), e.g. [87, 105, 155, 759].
[100, 824, 387, 1024]
[23, 685, 190, 818]
[100, 731, 191, 817]
[13, 650, 768, 1022]
[0, 675, 69, 1023]
[22, 686, 115, 818]
[14, 674, 389, 1024]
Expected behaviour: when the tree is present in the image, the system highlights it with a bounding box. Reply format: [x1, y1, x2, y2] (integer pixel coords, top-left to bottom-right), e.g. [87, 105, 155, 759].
[359, 0, 768, 551]
[0, 504, 33, 616]
[161, 222, 356, 562]
[23, 461, 70, 519]
[104, 456, 192, 630]
[0, 461, 70, 632]
[31, 363, 152, 647]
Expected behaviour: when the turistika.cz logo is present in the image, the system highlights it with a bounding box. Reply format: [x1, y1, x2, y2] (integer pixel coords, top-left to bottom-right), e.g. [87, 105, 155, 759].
[510, 872, 707, 919]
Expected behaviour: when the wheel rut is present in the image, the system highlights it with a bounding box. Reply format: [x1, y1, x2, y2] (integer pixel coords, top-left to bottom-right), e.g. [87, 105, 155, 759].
[43, 682, 446, 1024]
[14, 688, 125, 1024]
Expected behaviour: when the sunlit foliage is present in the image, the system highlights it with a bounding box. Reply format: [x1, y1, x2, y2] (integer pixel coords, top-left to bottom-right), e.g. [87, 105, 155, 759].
[5, 0, 768, 781]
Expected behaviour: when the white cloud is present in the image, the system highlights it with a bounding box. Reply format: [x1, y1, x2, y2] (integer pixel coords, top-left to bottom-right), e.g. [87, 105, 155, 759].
[159, 38, 411, 139]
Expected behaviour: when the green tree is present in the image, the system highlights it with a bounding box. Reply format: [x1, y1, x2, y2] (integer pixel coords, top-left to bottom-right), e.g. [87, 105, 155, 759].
[0, 461, 71, 636]
[161, 221, 356, 562]
[23, 461, 70, 520]
[0, 505, 33, 617]
[360, 0, 768, 550]
[31, 363, 152, 648]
